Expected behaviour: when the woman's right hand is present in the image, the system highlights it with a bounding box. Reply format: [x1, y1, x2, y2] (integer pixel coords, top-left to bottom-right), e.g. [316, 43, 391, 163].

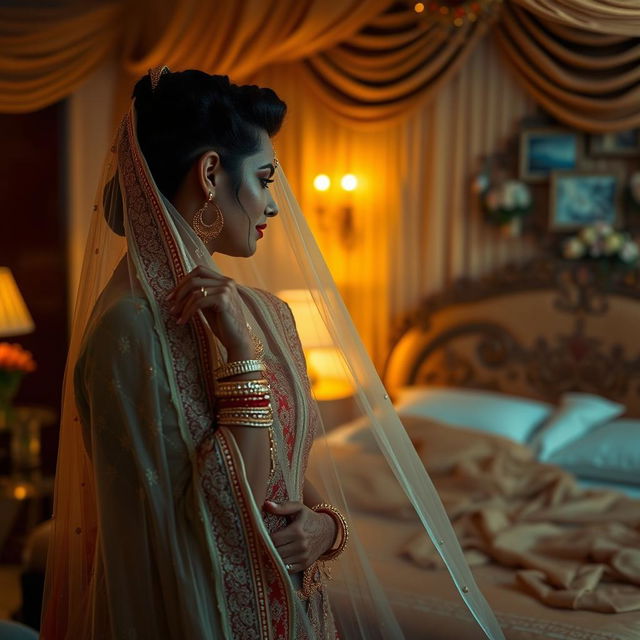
[166, 265, 253, 356]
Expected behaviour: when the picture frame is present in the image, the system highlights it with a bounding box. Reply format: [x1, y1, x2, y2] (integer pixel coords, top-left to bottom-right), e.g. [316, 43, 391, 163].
[519, 128, 582, 183]
[549, 170, 623, 232]
[589, 129, 640, 157]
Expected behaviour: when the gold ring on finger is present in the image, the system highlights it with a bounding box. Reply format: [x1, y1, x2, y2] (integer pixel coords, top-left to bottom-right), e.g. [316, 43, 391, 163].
[201, 286, 207, 298]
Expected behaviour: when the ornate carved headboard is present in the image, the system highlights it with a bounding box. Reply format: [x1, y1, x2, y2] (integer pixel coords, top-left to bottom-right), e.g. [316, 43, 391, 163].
[383, 258, 640, 417]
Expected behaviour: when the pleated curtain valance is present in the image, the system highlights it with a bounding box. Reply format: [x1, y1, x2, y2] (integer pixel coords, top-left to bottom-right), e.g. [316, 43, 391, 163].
[496, 3, 640, 132]
[510, 0, 640, 36]
[1, 0, 640, 129]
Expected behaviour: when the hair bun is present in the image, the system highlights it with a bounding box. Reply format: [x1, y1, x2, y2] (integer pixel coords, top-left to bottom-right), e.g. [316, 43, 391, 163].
[130, 68, 287, 200]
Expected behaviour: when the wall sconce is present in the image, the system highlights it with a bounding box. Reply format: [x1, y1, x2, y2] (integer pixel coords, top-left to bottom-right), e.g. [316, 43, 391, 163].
[313, 173, 359, 249]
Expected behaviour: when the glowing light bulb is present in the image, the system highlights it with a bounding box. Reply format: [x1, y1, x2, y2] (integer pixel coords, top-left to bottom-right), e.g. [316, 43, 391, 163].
[414, 2, 425, 12]
[341, 174, 358, 191]
[313, 174, 331, 191]
[14, 485, 27, 500]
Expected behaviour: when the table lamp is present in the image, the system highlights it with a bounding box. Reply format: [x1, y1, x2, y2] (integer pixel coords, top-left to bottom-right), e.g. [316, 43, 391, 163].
[0, 268, 35, 436]
[277, 289, 353, 401]
[0, 267, 34, 339]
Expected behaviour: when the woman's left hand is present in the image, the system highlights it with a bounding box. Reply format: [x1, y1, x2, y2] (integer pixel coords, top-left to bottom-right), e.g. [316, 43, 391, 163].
[263, 500, 337, 573]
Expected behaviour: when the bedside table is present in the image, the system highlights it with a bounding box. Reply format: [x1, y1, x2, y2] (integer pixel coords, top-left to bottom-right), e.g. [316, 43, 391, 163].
[0, 406, 56, 563]
[313, 381, 358, 432]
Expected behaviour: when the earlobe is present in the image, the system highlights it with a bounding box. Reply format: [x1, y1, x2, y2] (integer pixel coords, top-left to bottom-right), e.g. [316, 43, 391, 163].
[200, 151, 219, 192]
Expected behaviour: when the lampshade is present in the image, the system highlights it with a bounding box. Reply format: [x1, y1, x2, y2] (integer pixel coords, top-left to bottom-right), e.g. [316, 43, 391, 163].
[0, 267, 34, 338]
[277, 289, 332, 349]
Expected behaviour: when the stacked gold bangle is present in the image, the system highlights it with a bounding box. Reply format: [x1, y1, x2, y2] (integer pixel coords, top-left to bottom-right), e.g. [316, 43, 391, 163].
[215, 359, 266, 380]
[214, 364, 274, 429]
[212, 358, 277, 480]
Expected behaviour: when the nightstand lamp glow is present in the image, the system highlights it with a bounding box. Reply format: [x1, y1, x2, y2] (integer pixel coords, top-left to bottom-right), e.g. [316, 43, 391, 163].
[0, 268, 34, 339]
[0, 267, 35, 435]
[277, 289, 354, 402]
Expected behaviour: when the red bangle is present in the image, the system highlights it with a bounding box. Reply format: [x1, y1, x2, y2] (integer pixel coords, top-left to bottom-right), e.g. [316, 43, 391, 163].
[217, 397, 271, 408]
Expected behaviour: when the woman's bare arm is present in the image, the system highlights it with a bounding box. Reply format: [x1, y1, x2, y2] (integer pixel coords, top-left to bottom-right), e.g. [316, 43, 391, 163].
[221, 343, 271, 506]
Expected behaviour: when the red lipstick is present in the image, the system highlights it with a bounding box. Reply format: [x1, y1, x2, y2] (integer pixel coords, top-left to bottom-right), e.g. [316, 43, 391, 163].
[256, 223, 267, 239]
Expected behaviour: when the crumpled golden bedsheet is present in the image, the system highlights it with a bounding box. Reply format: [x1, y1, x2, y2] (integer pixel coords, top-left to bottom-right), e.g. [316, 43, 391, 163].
[330, 416, 640, 613]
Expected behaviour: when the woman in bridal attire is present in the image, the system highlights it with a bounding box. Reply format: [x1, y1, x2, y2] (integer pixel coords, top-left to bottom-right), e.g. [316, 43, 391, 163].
[40, 66, 505, 640]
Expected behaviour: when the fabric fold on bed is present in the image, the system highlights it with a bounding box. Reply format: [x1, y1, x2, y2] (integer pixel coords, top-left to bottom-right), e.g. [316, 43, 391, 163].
[331, 416, 640, 613]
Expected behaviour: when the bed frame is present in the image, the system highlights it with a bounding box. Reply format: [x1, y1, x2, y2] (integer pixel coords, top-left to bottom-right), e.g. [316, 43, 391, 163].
[383, 256, 640, 416]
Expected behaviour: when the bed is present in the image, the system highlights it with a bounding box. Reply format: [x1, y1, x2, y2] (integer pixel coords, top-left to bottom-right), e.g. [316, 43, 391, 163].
[319, 257, 640, 639]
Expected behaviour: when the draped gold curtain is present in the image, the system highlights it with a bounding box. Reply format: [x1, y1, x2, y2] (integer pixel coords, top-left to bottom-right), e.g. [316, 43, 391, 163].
[511, 0, 640, 36]
[4, 0, 640, 364]
[298, 12, 494, 129]
[121, 0, 391, 77]
[0, 2, 122, 113]
[2, 0, 640, 128]
[496, 3, 640, 132]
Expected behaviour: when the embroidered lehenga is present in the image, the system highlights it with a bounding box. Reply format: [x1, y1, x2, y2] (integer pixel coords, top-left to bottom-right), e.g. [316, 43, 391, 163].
[40, 92, 506, 639]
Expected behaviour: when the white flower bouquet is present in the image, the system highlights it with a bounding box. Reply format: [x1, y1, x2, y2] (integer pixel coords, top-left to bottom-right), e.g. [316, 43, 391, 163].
[562, 222, 639, 265]
[475, 176, 532, 227]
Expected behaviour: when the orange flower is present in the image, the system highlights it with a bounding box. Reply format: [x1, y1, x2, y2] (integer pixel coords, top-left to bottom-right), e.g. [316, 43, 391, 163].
[0, 342, 36, 373]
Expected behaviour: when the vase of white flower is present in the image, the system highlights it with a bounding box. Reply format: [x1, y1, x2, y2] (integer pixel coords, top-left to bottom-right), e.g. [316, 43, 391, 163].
[562, 222, 639, 268]
[476, 175, 532, 235]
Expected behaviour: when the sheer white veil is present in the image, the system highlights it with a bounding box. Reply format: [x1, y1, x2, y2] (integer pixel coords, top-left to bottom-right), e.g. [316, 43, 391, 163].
[42, 68, 506, 639]
[220, 166, 506, 640]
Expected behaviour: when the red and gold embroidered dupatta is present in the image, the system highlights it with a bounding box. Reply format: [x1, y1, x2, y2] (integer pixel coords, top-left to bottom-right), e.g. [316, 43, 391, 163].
[41, 95, 506, 639]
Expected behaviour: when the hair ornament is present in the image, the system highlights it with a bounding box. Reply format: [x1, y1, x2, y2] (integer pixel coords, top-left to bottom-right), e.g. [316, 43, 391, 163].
[148, 65, 170, 93]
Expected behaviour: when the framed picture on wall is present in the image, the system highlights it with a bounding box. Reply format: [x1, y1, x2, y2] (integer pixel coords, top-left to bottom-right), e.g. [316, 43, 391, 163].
[589, 129, 640, 157]
[519, 129, 582, 182]
[549, 170, 623, 231]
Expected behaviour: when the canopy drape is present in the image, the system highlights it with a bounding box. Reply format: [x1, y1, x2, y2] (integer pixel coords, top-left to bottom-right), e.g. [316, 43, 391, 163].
[2, 0, 640, 132]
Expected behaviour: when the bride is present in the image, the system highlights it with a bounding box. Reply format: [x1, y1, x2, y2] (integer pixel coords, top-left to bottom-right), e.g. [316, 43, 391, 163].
[40, 66, 505, 639]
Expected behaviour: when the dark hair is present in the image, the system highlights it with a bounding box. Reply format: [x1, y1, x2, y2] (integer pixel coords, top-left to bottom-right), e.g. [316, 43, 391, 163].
[131, 70, 287, 202]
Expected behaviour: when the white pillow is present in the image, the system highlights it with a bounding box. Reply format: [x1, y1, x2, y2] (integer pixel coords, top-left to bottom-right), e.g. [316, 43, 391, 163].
[547, 419, 640, 486]
[533, 393, 625, 461]
[393, 386, 552, 444]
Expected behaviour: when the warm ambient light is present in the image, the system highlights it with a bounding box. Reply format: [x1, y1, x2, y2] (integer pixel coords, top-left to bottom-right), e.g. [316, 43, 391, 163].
[313, 174, 331, 192]
[414, 2, 425, 12]
[276, 289, 332, 348]
[340, 174, 358, 192]
[277, 289, 353, 399]
[13, 484, 28, 500]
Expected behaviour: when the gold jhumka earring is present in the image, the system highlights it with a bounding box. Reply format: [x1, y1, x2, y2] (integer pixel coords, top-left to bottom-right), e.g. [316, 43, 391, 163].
[193, 191, 224, 241]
